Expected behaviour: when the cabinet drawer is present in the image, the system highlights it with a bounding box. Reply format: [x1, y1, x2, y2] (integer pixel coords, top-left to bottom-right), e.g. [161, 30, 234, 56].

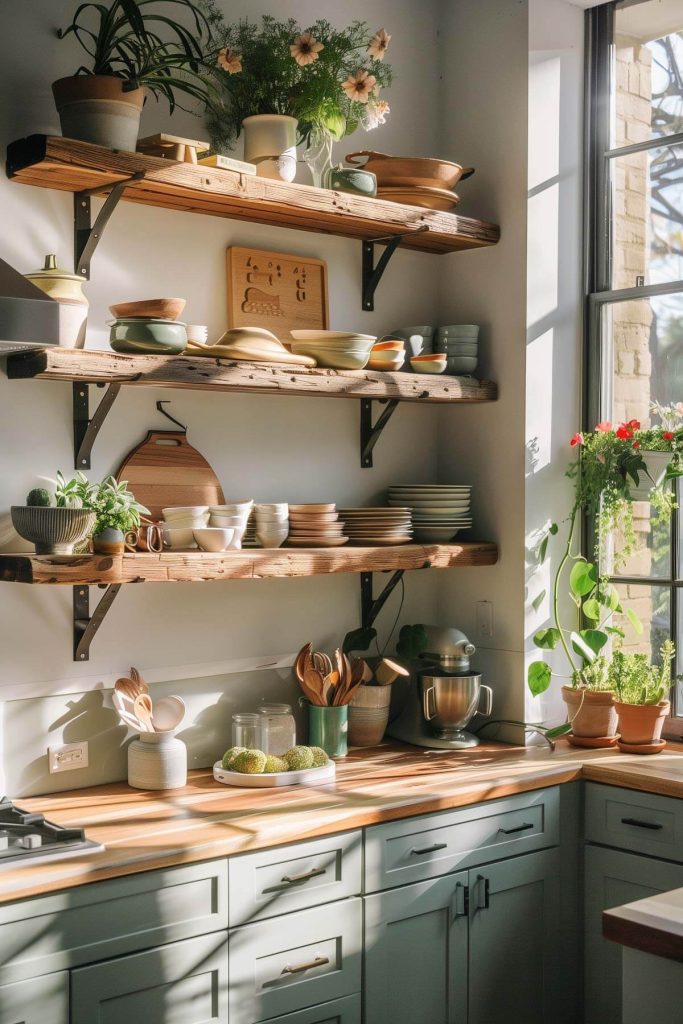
[0, 859, 227, 985]
[71, 931, 228, 1024]
[0, 971, 69, 1024]
[585, 783, 683, 862]
[229, 831, 362, 925]
[262, 994, 361, 1024]
[229, 899, 362, 1024]
[364, 787, 559, 892]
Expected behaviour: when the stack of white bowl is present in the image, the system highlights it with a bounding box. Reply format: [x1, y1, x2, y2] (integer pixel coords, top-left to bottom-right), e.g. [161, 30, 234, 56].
[387, 485, 472, 542]
[254, 503, 289, 548]
[162, 506, 209, 550]
[434, 325, 479, 375]
[289, 330, 376, 370]
[208, 501, 253, 549]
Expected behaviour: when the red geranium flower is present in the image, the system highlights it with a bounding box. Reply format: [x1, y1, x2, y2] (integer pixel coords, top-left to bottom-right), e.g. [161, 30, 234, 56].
[632, 441, 641, 449]
[616, 424, 633, 439]
[627, 419, 641, 429]
[595, 421, 612, 432]
[570, 432, 584, 447]
[663, 431, 674, 441]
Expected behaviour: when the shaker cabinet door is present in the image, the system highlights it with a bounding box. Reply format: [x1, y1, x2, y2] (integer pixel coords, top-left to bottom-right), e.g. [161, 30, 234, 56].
[0, 972, 68, 1024]
[584, 844, 683, 1024]
[71, 932, 228, 1024]
[467, 848, 561, 1024]
[364, 872, 469, 1024]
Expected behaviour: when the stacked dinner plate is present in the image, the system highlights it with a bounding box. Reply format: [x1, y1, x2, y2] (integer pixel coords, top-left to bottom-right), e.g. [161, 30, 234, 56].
[338, 507, 413, 546]
[287, 504, 348, 547]
[387, 485, 472, 542]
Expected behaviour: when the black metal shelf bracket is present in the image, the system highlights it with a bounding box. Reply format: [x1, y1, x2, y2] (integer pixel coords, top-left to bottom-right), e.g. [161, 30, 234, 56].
[74, 171, 146, 279]
[73, 382, 122, 470]
[361, 225, 429, 311]
[73, 584, 122, 661]
[360, 398, 399, 468]
[361, 570, 405, 631]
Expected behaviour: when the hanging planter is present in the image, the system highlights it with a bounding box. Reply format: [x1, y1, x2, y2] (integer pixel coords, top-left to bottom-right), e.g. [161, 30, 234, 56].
[626, 450, 674, 500]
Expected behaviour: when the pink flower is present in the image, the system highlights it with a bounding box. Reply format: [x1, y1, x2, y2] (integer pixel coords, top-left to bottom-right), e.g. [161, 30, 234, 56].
[290, 32, 324, 66]
[632, 441, 641, 449]
[341, 69, 377, 103]
[627, 419, 641, 430]
[367, 27, 391, 61]
[595, 421, 612, 433]
[570, 432, 584, 447]
[663, 431, 674, 441]
[217, 48, 242, 74]
[616, 424, 634, 440]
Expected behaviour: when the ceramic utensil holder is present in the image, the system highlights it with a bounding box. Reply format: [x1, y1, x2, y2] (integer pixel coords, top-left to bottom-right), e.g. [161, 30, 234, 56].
[128, 731, 187, 790]
[348, 685, 392, 747]
[308, 704, 348, 758]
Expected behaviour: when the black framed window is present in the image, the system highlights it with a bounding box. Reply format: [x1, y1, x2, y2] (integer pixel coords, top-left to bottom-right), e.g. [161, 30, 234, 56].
[585, 1, 683, 718]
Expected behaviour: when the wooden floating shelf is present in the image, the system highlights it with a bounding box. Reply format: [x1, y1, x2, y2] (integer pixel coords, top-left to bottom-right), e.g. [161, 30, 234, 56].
[5, 347, 497, 404]
[0, 544, 498, 586]
[6, 135, 500, 255]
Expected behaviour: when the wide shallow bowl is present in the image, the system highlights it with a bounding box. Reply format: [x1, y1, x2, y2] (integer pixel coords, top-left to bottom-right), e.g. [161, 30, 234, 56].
[290, 330, 375, 343]
[110, 317, 187, 355]
[345, 151, 474, 190]
[378, 185, 459, 211]
[213, 759, 335, 788]
[193, 527, 234, 552]
[372, 340, 405, 352]
[109, 297, 186, 320]
[11, 506, 95, 555]
[411, 356, 447, 374]
[368, 355, 405, 372]
[291, 342, 372, 370]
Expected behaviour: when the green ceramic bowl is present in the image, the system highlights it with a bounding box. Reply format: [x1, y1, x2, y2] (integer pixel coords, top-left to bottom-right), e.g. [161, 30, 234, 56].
[109, 318, 188, 355]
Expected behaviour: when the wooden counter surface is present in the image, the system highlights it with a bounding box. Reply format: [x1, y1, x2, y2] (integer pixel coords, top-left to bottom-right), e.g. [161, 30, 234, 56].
[604, 887, 683, 964]
[5, 740, 683, 905]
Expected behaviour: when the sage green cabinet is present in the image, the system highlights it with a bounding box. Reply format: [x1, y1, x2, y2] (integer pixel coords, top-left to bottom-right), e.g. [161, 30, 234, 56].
[0, 972, 68, 1024]
[264, 994, 361, 1024]
[364, 848, 560, 1024]
[70, 931, 228, 1024]
[584, 844, 683, 1024]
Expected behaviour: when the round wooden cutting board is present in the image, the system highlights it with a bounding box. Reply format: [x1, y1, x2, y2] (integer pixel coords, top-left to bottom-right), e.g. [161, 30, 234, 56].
[116, 430, 225, 522]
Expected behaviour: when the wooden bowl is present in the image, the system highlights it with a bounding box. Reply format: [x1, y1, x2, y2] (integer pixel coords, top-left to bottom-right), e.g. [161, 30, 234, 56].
[345, 150, 475, 190]
[109, 297, 186, 321]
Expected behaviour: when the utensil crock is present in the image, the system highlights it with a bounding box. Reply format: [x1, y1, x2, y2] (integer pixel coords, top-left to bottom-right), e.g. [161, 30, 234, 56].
[127, 731, 187, 790]
[307, 703, 348, 758]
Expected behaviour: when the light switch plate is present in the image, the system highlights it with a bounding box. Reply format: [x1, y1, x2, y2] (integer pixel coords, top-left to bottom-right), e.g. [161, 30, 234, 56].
[48, 741, 89, 774]
[476, 600, 494, 639]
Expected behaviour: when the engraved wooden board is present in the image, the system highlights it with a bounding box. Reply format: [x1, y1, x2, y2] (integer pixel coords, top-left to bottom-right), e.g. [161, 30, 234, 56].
[227, 246, 329, 340]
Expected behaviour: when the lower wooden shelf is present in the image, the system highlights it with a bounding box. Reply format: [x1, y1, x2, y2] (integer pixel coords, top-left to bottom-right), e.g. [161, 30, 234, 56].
[0, 543, 498, 586]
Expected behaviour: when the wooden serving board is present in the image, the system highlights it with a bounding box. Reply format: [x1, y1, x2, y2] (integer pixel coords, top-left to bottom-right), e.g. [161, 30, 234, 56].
[116, 430, 224, 522]
[227, 246, 328, 341]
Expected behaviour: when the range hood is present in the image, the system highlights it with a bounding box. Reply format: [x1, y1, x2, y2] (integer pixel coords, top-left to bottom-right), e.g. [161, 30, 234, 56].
[0, 256, 59, 354]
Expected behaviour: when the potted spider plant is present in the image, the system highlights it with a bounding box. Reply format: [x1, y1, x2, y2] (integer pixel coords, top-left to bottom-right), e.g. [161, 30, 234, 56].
[54, 0, 217, 152]
[609, 641, 676, 753]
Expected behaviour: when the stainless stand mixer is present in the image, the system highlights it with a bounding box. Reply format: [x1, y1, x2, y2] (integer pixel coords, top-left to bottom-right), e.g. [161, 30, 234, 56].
[387, 626, 493, 749]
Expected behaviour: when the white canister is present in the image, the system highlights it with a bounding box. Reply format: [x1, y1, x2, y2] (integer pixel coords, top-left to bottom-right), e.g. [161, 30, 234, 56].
[128, 731, 187, 790]
[242, 114, 298, 182]
[25, 254, 88, 349]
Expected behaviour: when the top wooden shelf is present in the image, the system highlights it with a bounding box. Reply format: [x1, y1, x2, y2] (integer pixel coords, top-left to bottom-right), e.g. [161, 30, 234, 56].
[6, 136, 500, 256]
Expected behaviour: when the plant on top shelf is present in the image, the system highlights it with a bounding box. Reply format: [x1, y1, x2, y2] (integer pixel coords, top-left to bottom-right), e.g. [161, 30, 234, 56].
[199, 9, 393, 184]
[54, 0, 219, 152]
[609, 640, 677, 748]
[56, 471, 148, 554]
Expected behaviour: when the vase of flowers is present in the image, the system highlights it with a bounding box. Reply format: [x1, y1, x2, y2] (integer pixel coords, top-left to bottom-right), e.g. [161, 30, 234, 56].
[54, 0, 217, 151]
[55, 471, 148, 555]
[202, 11, 393, 183]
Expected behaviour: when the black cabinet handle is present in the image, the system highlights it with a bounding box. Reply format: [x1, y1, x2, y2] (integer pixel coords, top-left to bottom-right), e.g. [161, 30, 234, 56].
[410, 842, 448, 856]
[620, 817, 663, 831]
[476, 874, 490, 910]
[498, 822, 535, 835]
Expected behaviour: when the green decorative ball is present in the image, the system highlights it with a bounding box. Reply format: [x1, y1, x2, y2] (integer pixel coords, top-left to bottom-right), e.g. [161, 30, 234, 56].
[263, 754, 288, 774]
[284, 745, 315, 770]
[26, 488, 52, 507]
[221, 746, 246, 770]
[309, 746, 329, 767]
[232, 749, 267, 774]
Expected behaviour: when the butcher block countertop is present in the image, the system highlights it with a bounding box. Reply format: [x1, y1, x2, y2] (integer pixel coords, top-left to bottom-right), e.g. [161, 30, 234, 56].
[603, 887, 683, 964]
[5, 739, 683, 905]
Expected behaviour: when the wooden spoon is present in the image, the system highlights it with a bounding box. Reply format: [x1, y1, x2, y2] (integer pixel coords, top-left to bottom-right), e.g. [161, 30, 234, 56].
[133, 693, 155, 732]
[322, 670, 340, 707]
[304, 666, 326, 705]
[114, 676, 143, 703]
[129, 666, 149, 693]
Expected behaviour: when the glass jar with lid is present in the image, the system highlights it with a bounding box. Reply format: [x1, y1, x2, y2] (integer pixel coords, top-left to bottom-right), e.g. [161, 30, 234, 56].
[231, 713, 261, 750]
[258, 703, 296, 755]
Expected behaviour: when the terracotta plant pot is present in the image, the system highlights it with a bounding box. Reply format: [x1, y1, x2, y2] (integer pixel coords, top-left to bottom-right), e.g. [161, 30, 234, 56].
[52, 75, 144, 152]
[348, 685, 391, 747]
[615, 700, 670, 745]
[562, 686, 617, 738]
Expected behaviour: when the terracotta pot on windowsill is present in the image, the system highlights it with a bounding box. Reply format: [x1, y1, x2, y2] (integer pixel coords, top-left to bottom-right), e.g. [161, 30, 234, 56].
[615, 700, 670, 749]
[562, 686, 618, 740]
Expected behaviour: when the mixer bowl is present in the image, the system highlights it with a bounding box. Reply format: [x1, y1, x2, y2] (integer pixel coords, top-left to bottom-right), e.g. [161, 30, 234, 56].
[419, 673, 492, 737]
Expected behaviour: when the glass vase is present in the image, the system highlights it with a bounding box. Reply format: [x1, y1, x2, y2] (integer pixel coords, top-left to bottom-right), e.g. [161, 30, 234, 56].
[304, 129, 334, 189]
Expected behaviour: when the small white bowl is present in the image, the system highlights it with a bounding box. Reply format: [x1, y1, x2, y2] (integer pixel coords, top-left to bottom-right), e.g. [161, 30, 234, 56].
[163, 506, 209, 518]
[193, 527, 235, 552]
[257, 529, 289, 549]
[210, 514, 250, 529]
[255, 503, 288, 515]
[186, 324, 208, 344]
[255, 511, 289, 523]
[210, 500, 253, 512]
[410, 356, 448, 375]
[163, 527, 197, 549]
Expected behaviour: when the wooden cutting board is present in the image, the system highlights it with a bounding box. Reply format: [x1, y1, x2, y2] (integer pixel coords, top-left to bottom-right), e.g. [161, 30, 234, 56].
[227, 246, 328, 340]
[116, 431, 225, 522]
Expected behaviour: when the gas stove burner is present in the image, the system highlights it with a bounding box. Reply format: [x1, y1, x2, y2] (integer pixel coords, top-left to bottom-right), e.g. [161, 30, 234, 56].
[0, 798, 102, 866]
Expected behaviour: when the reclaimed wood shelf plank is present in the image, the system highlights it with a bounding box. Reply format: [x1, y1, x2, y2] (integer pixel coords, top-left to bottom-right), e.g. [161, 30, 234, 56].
[0, 543, 498, 586]
[6, 136, 501, 255]
[5, 347, 497, 403]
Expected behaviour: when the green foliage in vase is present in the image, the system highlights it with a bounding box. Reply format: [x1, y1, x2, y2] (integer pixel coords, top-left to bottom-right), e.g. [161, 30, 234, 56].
[57, 0, 219, 112]
[26, 488, 52, 507]
[608, 640, 677, 706]
[55, 471, 148, 534]
[198, 9, 393, 149]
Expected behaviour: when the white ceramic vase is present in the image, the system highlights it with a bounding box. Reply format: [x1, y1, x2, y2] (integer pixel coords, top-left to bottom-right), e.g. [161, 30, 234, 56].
[128, 731, 187, 790]
[242, 114, 298, 182]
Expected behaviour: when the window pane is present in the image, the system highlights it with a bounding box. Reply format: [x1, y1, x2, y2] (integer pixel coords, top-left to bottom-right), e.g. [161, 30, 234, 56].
[605, 500, 672, 580]
[614, 4, 683, 144]
[612, 142, 683, 287]
[613, 582, 671, 658]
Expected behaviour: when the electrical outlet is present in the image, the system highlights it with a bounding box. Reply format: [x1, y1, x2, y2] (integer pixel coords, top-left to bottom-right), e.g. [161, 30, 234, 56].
[476, 600, 494, 639]
[48, 741, 89, 774]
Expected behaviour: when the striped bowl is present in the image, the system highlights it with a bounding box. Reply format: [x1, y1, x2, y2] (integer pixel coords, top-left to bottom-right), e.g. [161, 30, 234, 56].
[11, 506, 96, 555]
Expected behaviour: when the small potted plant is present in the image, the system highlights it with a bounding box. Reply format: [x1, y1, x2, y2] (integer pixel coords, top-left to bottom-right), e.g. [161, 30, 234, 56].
[55, 471, 148, 555]
[201, 10, 393, 183]
[609, 641, 676, 753]
[54, 0, 217, 152]
[11, 486, 96, 555]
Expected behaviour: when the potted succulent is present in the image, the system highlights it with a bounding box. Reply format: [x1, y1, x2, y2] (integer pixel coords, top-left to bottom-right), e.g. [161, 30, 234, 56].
[200, 10, 393, 183]
[609, 641, 676, 752]
[11, 486, 96, 555]
[55, 471, 148, 555]
[54, 0, 217, 152]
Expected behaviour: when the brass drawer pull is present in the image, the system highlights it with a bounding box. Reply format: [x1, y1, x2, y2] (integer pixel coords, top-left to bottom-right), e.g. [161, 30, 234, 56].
[621, 817, 663, 831]
[282, 955, 330, 975]
[410, 842, 448, 856]
[281, 867, 327, 884]
[498, 822, 535, 835]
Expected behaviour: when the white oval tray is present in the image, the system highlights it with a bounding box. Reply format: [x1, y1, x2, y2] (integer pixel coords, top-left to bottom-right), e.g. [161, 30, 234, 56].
[213, 759, 336, 788]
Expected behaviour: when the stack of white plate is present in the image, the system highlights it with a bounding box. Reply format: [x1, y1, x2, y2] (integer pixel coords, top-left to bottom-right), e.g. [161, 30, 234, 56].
[387, 485, 472, 542]
[338, 507, 413, 546]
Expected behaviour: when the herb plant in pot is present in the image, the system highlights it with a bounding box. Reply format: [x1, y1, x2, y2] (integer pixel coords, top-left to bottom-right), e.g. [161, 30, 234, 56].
[54, 0, 216, 152]
[609, 641, 676, 753]
[56, 471, 148, 555]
